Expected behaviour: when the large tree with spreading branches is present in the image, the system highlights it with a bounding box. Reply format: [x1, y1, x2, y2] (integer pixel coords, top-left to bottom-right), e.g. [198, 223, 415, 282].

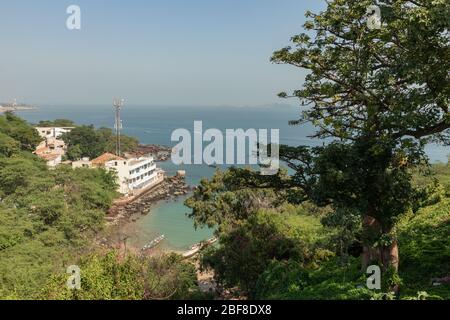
[187, 0, 449, 290]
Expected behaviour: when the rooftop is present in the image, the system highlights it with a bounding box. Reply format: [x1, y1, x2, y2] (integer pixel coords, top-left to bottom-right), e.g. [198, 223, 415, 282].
[91, 153, 125, 166]
[35, 126, 75, 129]
[129, 157, 153, 166]
[40, 153, 61, 161]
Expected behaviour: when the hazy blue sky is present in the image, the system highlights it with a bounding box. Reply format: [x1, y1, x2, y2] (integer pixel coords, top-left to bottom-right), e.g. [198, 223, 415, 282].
[0, 0, 326, 106]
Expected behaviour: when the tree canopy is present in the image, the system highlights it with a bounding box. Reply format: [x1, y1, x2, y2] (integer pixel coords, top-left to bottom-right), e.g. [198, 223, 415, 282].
[36, 119, 76, 127]
[61, 125, 139, 160]
[187, 0, 450, 295]
[0, 112, 42, 151]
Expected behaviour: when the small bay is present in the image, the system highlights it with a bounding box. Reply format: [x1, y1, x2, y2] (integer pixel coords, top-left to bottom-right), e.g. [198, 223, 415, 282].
[17, 104, 450, 250]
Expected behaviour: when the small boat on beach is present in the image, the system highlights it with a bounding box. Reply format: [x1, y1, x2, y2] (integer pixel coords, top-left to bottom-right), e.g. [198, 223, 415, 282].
[141, 235, 165, 251]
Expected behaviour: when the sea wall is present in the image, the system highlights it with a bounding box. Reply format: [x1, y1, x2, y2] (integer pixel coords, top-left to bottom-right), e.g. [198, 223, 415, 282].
[106, 174, 191, 226]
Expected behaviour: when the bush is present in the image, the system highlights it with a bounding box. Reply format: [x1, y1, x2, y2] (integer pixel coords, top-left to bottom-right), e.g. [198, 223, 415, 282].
[41, 251, 201, 300]
[201, 205, 334, 297]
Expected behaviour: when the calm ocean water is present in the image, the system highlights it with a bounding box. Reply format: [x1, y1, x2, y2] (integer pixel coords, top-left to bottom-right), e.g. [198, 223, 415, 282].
[17, 105, 450, 250]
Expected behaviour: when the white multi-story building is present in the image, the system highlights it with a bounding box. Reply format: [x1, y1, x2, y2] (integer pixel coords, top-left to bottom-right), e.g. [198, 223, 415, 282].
[35, 127, 74, 139]
[105, 155, 162, 194]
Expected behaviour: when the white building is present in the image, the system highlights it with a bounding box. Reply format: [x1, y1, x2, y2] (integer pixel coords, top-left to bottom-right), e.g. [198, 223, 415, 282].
[41, 153, 62, 168]
[72, 157, 92, 169]
[36, 127, 74, 139]
[34, 137, 66, 167]
[105, 155, 162, 194]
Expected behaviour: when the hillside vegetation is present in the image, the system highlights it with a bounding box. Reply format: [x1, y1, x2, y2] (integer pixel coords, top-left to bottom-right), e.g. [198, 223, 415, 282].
[0, 114, 448, 300]
[0, 113, 118, 298]
[0, 113, 201, 300]
[187, 164, 450, 300]
[184, 0, 450, 300]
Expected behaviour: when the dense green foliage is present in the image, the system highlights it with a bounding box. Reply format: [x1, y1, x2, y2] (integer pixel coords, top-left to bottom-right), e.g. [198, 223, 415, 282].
[397, 196, 450, 298]
[0, 115, 119, 298]
[0, 114, 201, 300]
[36, 119, 76, 127]
[42, 251, 201, 300]
[199, 205, 334, 296]
[271, 0, 449, 274]
[188, 164, 450, 299]
[61, 125, 139, 160]
[0, 112, 41, 152]
[187, 0, 450, 300]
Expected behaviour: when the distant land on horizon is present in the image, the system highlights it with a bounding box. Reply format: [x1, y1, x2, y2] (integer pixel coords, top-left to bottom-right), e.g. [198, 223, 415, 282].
[14, 102, 297, 110]
[0, 102, 36, 113]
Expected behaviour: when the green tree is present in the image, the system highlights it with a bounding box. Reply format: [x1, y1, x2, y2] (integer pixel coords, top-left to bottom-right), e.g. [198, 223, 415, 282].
[271, 0, 449, 274]
[62, 125, 139, 160]
[199, 206, 333, 297]
[187, 0, 449, 291]
[66, 144, 83, 160]
[0, 112, 41, 151]
[41, 251, 200, 300]
[96, 127, 139, 155]
[0, 132, 20, 157]
[0, 157, 46, 195]
[37, 119, 76, 127]
[61, 125, 103, 159]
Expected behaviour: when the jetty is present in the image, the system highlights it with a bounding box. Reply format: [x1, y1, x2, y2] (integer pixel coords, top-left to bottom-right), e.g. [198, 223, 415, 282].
[182, 237, 218, 259]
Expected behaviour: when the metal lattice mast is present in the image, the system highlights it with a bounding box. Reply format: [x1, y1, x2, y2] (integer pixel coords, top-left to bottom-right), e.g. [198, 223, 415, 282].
[113, 98, 124, 156]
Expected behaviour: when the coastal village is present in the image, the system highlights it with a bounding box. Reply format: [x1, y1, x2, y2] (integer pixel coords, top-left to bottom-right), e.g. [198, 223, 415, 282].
[31, 123, 217, 291]
[33, 124, 165, 193]
[32, 124, 189, 206]
[31, 123, 205, 252]
[0, 97, 217, 258]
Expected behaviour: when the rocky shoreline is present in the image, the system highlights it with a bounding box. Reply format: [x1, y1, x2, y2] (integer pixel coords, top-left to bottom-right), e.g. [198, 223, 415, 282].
[105, 174, 191, 226]
[127, 144, 172, 162]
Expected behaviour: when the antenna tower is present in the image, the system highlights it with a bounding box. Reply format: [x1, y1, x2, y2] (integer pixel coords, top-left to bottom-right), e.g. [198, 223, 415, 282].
[113, 98, 124, 156]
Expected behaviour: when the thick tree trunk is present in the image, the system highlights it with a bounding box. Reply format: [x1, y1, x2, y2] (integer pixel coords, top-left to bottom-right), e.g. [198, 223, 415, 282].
[382, 239, 400, 294]
[381, 240, 399, 271]
[361, 215, 400, 293]
[362, 215, 379, 270]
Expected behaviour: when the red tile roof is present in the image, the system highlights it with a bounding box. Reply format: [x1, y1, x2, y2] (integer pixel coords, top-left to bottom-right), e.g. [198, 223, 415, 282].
[91, 153, 124, 166]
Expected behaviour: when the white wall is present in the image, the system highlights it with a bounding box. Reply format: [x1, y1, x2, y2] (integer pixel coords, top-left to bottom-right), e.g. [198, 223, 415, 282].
[105, 156, 159, 194]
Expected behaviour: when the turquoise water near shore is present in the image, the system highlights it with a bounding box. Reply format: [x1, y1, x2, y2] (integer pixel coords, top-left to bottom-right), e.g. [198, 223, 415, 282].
[128, 196, 213, 251]
[17, 105, 450, 250]
[127, 161, 218, 251]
